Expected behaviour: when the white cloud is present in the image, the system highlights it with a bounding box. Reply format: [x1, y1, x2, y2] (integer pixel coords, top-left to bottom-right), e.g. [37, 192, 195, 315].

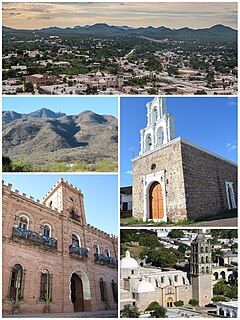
[227, 141, 237, 151]
[2, 2, 237, 29]
[126, 170, 133, 175]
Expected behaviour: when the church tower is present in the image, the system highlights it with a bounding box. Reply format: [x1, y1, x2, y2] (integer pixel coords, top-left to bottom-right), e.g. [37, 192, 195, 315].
[42, 178, 86, 225]
[139, 97, 175, 156]
[190, 230, 212, 307]
[117, 61, 124, 90]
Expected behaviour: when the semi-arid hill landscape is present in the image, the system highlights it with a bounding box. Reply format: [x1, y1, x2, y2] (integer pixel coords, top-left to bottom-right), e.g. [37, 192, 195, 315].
[2, 108, 118, 172]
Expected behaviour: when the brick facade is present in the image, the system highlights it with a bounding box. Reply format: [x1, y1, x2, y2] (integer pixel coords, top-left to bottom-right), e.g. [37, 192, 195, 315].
[2, 179, 118, 315]
[132, 138, 237, 222]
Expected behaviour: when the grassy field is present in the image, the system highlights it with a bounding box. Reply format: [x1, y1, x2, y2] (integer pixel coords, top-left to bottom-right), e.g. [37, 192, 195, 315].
[3, 158, 118, 173]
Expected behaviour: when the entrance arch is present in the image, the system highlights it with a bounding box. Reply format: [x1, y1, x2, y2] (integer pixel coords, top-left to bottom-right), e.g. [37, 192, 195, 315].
[149, 182, 164, 219]
[70, 270, 91, 312]
[166, 297, 173, 308]
[219, 308, 225, 316]
[71, 274, 84, 311]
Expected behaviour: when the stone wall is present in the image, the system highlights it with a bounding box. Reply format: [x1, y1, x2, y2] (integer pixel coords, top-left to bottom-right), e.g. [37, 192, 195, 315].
[132, 138, 237, 223]
[191, 274, 213, 307]
[2, 183, 118, 315]
[132, 139, 187, 222]
[181, 141, 237, 220]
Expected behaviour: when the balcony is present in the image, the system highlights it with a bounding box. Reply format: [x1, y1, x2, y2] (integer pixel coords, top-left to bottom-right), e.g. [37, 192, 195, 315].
[70, 212, 81, 222]
[12, 227, 57, 249]
[69, 244, 88, 259]
[94, 253, 117, 268]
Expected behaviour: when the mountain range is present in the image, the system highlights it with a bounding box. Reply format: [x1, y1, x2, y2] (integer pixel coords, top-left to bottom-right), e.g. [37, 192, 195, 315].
[3, 108, 66, 124]
[3, 24, 237, 40]
[2, 109, 118, 166]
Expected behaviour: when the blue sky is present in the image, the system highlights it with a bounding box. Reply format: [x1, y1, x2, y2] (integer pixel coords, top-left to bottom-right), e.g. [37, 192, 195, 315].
[2, 96, 118, 118]
[121, 97, 237, 186]
[3, 174, 118, 236]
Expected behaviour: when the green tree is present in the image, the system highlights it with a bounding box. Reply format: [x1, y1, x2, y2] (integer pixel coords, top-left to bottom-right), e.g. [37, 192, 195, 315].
[213, 280, 226, 296]
[178, 244, 187, 254]
[147, 88, 158, 95]
[174, 300, 184, 307]
[194, 89, 207, 95]
[167, 65, 178, 76]
[146, 301, 167, 318]
[206, 70, 215, 83]
[212, 296, 226, 303]
[121, 305, 140, 318]
[139, 233, 160, 248]
[189, 299, 199, 307]
[2, 156, 13, 172]
[24, 82, 34, 93]
[168, 230, 184, 239]
[145, 57, 163, 72]
[228, 269, 238, 286]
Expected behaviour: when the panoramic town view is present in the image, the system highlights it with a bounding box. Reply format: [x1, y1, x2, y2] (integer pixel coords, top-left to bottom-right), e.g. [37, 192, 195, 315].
[120, 229, 238, 318]
[2, 2, 237, 95]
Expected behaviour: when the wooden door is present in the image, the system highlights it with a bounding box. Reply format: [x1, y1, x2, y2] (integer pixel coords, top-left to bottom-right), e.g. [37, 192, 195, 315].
[71, 274, 84, 311]
[149, 182, 164, 219]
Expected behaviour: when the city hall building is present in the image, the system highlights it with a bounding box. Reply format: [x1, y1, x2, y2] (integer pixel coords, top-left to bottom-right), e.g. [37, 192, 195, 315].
[2, 179, 118, 315]
[132, 97, 237, 223]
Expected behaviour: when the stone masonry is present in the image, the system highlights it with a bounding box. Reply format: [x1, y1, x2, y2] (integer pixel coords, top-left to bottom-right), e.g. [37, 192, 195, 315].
[132, 137, 237, 222]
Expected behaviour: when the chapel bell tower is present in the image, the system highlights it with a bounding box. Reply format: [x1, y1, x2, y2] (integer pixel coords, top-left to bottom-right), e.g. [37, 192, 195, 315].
[139, 97, 175, 156]
[190, 230, 212, 307]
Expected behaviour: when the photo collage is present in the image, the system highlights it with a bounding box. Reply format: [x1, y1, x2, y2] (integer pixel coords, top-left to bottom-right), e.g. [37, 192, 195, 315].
[1, 1, 238, 319]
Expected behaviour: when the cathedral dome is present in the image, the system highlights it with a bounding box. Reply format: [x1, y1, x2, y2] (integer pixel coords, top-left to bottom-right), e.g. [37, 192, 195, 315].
[120, 250, 139, 269]
[96, 70, 102, 77]
[99, 78, 106, 84]
[132, 278, 155, 293]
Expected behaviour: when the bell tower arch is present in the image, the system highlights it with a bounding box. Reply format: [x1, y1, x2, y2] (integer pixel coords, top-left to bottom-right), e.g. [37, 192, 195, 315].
[140, 97, 175, 155]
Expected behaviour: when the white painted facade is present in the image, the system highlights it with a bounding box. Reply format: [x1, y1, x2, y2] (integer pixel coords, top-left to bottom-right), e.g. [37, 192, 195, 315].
[139, 98, 174, 222]
[225, 181, 237, 209]
[217, 301, 238, 318]
[139, 97, 175, 156]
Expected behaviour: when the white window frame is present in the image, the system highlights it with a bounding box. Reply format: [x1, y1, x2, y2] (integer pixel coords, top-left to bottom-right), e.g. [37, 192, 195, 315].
[225, 181, 237, 209]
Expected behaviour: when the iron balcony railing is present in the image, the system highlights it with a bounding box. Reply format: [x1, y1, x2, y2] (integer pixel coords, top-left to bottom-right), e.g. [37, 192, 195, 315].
[12, 227, 57, 249]
[69, 244, 88, 258]
[94, 253, 117, 267]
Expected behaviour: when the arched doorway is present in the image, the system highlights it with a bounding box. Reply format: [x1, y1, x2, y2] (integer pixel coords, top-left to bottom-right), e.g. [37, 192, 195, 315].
[219, 308, 225, 316]
[71, 273, 84, 311]
[149, 182, 164, 219]
[166, 297, 173, 308]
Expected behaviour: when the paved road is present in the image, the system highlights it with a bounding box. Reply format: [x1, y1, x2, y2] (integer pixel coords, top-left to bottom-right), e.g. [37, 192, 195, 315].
[4, 310, 117, 318]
